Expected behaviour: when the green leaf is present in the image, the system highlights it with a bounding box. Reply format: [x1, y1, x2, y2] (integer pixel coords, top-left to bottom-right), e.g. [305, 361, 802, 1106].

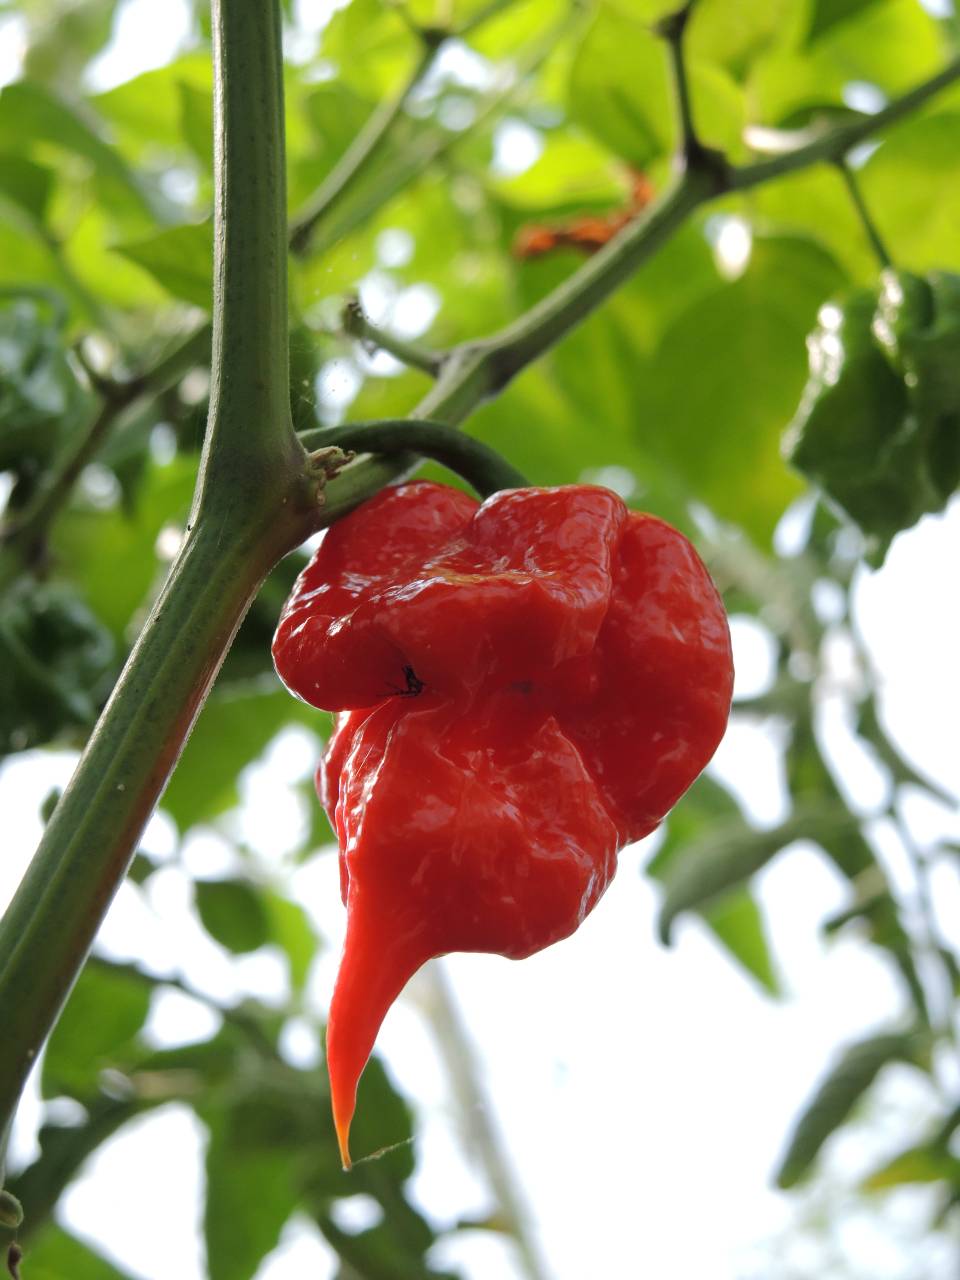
[195, 880, 272, 955]
[162, 680, 318, 833]
[861, 114, 960, 273]
[639, 235, 845, 543]
[113, 221, 213, 308]
[0, 577, 115, 756]
[93, 55, 214, 159]
[204, 1101, 301, 1280]
[649, 776, 780, 993]
[657, 804, 856, 945]
[0, 81, 159, 225]
[13, 1227, 136, 1280]
[568, 7, 746, 167]
[50, 456, 197, 641]
[702, 891, 780, 996]
[775, 1031, 926, 1188]
[265, 890, 319, 993]
[0, 291, 88, 470]
[784, 282, 955, 563]
[805, 0, 882, 45]
[318, 0, 414, 95]
[0, 154, 54, 224]
[42, 961, 152, 1097]
[861, 1143, 960, 1192]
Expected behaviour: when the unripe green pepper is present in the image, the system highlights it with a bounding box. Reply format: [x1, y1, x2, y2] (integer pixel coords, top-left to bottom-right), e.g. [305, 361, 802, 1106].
[784, 272, 960, 564]
[873, 269, 960, 499]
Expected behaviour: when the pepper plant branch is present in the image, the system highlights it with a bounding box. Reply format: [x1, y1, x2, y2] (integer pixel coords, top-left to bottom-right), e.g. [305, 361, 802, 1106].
[289, 0, 527, 257]
[0, 15, 957, 1178]
[314, 52, 960, 503]
[0, 0, 318, 1148]
[290, 20, 564, 260]
[834, 160, 893, 270]
[656, 2, 715, 174]
[341, 297, 442, 375]
[730, 56, 960, 191]
[290, 42, 436, 256]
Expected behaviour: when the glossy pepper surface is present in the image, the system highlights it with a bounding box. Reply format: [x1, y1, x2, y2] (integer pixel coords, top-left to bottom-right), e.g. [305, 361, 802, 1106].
[272, 481, 733, 1166]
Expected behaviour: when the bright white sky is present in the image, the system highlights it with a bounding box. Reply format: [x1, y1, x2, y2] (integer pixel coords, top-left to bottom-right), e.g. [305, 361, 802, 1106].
[1, 4, 960, 1279]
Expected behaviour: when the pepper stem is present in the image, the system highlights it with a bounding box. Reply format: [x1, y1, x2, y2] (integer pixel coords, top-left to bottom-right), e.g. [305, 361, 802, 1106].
[300, 419, 528, 499]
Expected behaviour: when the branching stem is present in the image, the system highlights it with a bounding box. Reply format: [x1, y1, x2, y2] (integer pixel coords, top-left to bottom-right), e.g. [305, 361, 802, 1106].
[341, 298, 442, 376]
[0, 1, 314, 1146]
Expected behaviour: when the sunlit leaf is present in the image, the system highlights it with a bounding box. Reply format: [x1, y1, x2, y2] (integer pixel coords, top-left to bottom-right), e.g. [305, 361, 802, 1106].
[775, 1031, 928, 1187]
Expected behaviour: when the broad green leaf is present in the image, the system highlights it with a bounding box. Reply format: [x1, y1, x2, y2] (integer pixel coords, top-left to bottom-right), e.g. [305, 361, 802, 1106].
[649, 777, 781, 993]
[750, 0, 942, 125]
[113, 221, 214, 308]
[657, 804, 854, 944]
[320, 0, 417, 95]
[162, 680, 319, 833]
[42, 961, 152, 1097]
[776, 1031, 926, 1187]
[195, 880, 272, 955]
[569, 7, 746, 166]
[861, 1143, 960, 1191]
[265, 890, 320, 993]
[13, 1227, 136, 1280]
[862, 115, 960, 274]
[22, 0, 115, 87]
[784, 288, 938, 563]
[637, 235, 845, 543]
[688, 0, 800, 78]
[493, 134, 623, 210]
[745, 166, 878, 285]
[0, 80, 159, 226]
[0, 291, 88, 468]
[805, 0, 883, 45]
[0, 577, 115, 756]
[568, 9, 671, 167]
[0, 154, 54, 224]
[94, 56, 213, 158]
[205, 1102, 301, 1280]
[51, 456, 198, 641]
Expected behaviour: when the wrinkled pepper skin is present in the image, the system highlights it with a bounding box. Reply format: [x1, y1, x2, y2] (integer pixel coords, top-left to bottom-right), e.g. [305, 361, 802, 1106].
[273, 481, 733, 1166]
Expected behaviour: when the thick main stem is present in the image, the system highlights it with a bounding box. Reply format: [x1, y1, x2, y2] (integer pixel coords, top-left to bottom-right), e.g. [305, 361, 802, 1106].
[0, 519, 284, 1125]
[0, 0, 310, 1143]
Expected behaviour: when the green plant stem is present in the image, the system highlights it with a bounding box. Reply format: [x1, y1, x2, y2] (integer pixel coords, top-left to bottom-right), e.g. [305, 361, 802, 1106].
[290, 43, 436, 256]
[341, 298, 442, 375]
[290, 27, 561, 260]
[0, 0, 313, 1146]
[1, 323, 211, 567]
[657, 3, 709, 171]
[835, 160, 893, 269]
[731, 57, 960, 191]
[308, 55, 960, 532]
[2, 29, 957, 1171]
[302, 419, 528, 495]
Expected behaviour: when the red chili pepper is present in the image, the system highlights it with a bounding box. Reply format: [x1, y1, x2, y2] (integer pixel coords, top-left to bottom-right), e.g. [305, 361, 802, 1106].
[273, 481, 733, 1166]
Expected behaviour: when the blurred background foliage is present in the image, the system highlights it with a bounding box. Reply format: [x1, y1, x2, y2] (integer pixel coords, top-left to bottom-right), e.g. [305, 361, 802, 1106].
[0, 0, 959, 1276]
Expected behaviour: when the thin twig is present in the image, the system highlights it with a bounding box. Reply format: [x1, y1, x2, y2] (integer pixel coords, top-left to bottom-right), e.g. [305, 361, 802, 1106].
[418, 964, 552, 1280]
[834, 159, 893, 269]
[341, 297, 442, 375]
[656, 2, 726, 182]
[290, 43, 436, 256]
